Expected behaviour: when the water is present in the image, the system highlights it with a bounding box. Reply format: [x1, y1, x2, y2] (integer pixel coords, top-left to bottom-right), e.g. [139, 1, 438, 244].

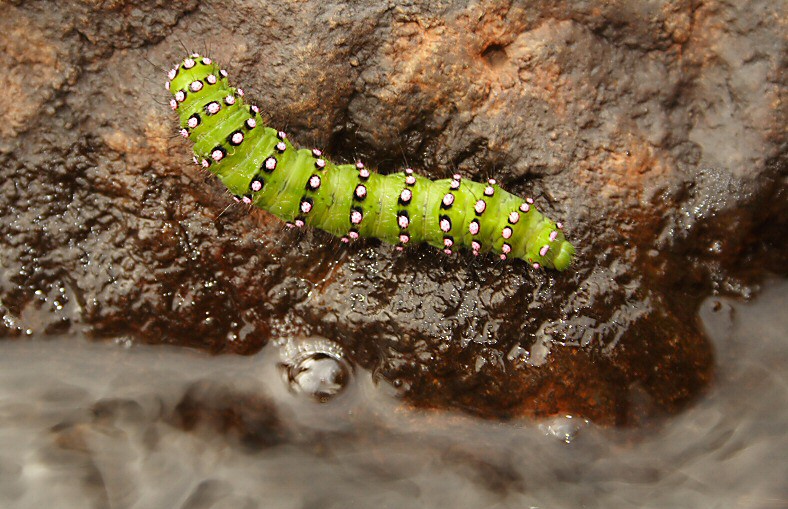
[0, 281, 785, 508]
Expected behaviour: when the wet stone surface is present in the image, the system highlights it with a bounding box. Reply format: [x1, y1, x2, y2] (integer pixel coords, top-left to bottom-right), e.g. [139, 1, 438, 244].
[0, 1, 785, 425]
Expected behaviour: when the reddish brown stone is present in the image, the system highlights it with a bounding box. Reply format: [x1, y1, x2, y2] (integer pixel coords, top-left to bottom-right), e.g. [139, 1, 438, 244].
[0, 0, 783, 425]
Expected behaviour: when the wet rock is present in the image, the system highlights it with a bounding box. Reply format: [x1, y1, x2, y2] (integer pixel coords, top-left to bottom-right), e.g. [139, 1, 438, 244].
[0, 1, 784, 424]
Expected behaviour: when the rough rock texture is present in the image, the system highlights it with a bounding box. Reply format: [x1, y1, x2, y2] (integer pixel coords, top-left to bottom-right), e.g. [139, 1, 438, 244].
[0, 0, 784, 425]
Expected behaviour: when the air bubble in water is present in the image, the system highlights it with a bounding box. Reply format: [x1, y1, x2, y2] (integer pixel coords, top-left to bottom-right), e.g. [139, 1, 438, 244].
[278, 337, 352, 403]
[539, 415, 589, 443]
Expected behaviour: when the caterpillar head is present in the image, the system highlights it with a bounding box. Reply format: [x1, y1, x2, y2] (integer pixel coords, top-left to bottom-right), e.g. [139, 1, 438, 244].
[166, 54, 231, 127]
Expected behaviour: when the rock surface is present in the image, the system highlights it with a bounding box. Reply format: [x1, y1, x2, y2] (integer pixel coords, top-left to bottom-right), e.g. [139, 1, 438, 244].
[0, 0, 784, 425]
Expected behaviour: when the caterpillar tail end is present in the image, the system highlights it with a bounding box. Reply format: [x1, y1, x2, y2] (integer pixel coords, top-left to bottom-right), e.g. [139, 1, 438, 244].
[551, 240, 575, 271]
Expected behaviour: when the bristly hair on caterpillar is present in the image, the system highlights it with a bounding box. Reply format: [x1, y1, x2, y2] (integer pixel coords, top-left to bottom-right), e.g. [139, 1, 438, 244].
[166, 54, 575, 271]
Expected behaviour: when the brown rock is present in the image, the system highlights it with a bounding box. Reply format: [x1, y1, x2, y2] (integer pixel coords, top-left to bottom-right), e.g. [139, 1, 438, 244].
[0, 0, 784, 425]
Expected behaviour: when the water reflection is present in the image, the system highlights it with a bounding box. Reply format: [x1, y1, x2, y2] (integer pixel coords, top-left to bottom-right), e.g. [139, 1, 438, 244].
[0, 281, 785, 508]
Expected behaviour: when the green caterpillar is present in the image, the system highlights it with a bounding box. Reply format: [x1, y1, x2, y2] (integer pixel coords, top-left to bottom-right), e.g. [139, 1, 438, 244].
[167, 55, 575, 270]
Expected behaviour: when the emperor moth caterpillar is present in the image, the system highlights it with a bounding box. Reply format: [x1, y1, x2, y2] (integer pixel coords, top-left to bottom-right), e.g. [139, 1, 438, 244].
[166, 55, 575, 270]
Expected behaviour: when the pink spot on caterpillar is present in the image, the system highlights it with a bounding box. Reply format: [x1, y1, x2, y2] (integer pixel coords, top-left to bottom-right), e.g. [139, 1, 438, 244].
[556, 222, 564, 230]
[190, 81, 203, 92]
[251, 105, 260, 113]
[509, 211, 520, 224]
[277, 131, 286, 140]
[469, 220, 480, 235]
[350, 210, 363, 225]
[488, 178, 496, 185]
[341, 236, 350, 243]
[400, 189, 412, 202]
[549, 230, 558, 242]
[264, 157, 277, 171]
[183, 58, 195, 69]
[301, 201, 313, 214]
[237, 88, 244, 97]
[285, 222, 295, 229]
[440, 218, 451, 232]
[207, 102, 220, 114]
[442, 193, 455, 207]
[539, 245, 550, 257]
[471, 240, 481, 251]
[201, 159, 210, 168]
[348, 231, 359, 240]
[356, 161, 365, 169]
[533, 262, 540, 270]
[203, 57, 212, 65]
[397, 214, 409, 229]
[315, 159, 326, 169]
[175, 90, 186, 102]
[206, 74, 217, 84]
[404, 168, 413, 175]
[211, 149, 224, 161]
[190, 53, 199, 58]
[295, 219, 305, 228]
[188, 117, 199, 128]
[220, 69, 228, 77]
[246, 118, 257, 129]
[526, 197, 534, 204]
[519, 203, 530, 213]
[231, 132, 244, 144]
[399, 234, 409, 244]
[180, 129, 189, 138]
[450, 179, 460, 190]
[453, 173, 461, 180]
[242, 196, 252, 204]
[475, 200, 486, 214]
[443, 249, 453, 255]
[276, 141, 286, 152]
[251, 180, 263, 192]
[309, 175, 321, 189]
[501, 243, 511, 254]
[165, 81, 170, 90]
[312, 148, 322, 157]
[396, 246, 404, 251]
[355, 185, 367, 199]
[405, 175, 416, 185]
[444, 238, 453, 247]
[484, 186, 495, 196]
[502, 227, 512, 239]
[359, 168, 371, 179]
[233, 196, 240, 202]
[167, 68, 177, 80]
[192, 156, 199, 165]
[225, 95, 235, 105]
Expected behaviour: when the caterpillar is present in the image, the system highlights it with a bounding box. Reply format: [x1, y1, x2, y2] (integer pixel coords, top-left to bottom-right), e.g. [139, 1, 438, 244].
[166, 55, 575, 270]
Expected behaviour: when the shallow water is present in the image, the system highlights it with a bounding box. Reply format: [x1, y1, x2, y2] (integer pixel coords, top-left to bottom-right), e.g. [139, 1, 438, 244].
[0, 281, 785, 509]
